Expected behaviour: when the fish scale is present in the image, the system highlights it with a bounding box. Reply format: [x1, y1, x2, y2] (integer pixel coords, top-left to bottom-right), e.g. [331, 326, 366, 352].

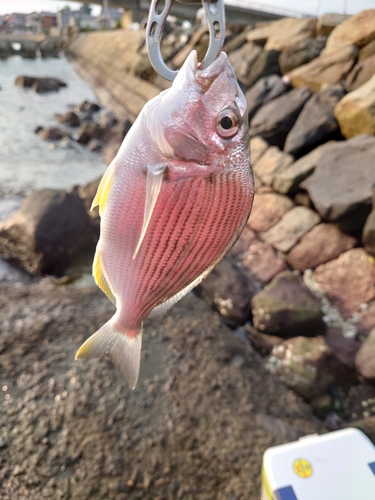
[75, 51, 254, 388]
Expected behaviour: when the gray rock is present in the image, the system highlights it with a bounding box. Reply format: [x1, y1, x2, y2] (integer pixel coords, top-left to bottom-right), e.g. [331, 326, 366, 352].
[284, 86, 345, 157]
[199, 258, 260, 325]
[267, 336, 335, 400]
[252, 146, 294, 186]
[0, 189, 96, 274]
[301, 135, 375, 231]
[245, 50, 282, 89]
[261, 206, 320, 253]
[245, 74, 287, 121]
[38, 127, 67, 141]
[15, 76, 67, 93]
[251, 270, 324, 338]
[228, 42, 262, 87]
[250, 87, 311, 149]
[279, 37, 327, 74]
[345, 55, 375, 92]
[273, 142, 336, 194]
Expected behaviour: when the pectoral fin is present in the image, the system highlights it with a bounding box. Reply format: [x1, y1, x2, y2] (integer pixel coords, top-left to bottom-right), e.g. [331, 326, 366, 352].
[133, 165, 166, 259]
[91, 163, 115, 214]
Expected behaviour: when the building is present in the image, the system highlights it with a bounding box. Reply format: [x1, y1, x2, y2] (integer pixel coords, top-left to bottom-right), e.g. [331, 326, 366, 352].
[41, 12, 57, 31]
[4, 13, 26, 33]
[25, 12, 42, 34]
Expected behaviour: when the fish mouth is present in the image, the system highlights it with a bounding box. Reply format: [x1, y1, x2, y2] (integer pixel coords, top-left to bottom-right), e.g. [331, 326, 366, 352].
[173, 50, 228, 90]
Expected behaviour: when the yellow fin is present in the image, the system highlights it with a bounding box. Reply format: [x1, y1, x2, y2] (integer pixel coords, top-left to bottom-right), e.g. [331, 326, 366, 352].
[93, 249, 116, 304]
[91, 163, 115, 214]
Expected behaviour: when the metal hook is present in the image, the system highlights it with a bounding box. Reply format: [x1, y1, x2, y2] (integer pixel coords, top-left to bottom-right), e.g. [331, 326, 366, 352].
[146, 0, 226, 82]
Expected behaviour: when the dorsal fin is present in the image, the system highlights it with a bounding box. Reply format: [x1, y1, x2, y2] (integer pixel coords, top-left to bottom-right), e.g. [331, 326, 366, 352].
[93, 249, 116, 304]
[91, 163, 115, 215]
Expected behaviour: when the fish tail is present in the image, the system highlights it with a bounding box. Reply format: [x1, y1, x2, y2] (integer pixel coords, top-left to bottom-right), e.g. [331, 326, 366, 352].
[75, 318, 142, 390]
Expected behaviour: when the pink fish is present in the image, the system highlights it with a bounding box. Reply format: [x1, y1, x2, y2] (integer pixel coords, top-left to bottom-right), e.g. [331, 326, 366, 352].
[76, 50, 254, 388]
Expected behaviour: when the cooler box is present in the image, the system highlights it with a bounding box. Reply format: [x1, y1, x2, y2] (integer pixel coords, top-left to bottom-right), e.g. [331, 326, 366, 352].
[261, 428, 375, 500]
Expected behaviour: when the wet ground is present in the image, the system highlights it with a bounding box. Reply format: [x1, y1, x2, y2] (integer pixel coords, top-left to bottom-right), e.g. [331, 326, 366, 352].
[0, 277, 322, 500]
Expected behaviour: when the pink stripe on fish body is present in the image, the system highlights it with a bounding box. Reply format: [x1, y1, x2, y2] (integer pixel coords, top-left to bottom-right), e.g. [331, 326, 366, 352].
[99, 149, 252, 332]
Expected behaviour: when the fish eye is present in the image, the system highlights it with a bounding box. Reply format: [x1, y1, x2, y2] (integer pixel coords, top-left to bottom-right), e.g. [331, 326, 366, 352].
[216, 108, 240, 138]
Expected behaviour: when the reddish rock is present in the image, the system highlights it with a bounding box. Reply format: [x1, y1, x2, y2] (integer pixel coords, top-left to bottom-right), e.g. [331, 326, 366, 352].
[251, 271, 324, 337]
[241, 239, 287, 283]
[266, 336, 335, 400]
[288, 223, 357, 271]
[247, 192, 294, 233]
[325, 327, 361, 369]
[314, 248, 375, 318]
[228, 226, 257, 258]
[355, 328, 375, 380]
[356, 301, 375, 339]
[262, 206, 320, 253]
[199, 258, 260, 325]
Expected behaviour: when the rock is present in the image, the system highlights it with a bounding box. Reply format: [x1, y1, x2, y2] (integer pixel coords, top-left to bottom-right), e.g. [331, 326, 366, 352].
[287, 45, 358, 93]
[266, 336, 334, 400]
[96, 110, 117, 130]
[355, 328, 375, 380]
[261, 206, 320, 253]
[288, 223, 357, 271]
[244, 324, 283, 356]
[251, 271, 324, 338]
[228, 226, 257, 258]
[284, 85, 345, 157]
[250, 136, 269, 165]
[255, 413, 301, 441]
[279, 37, 327, 74]
[264, 17, 317, 52]
[246, 23, 274, 46]
[245, 74, 288, 121]
[294, 192, 313, 208]
[363, 195, 375, 257]
[316, 13, 351, 37]
[55, 110, 80, 127]
[344, 416, 375, 443]
[15, 76, 67, 93]
[87, 139, 105, 152]
[247, 191, 294, 233]
[252, 146, 294, 186]
[241, 239, 287, 284]
[345, 55, 375, 92]
[323, 9, 375, 54]
[326, 327, 361, 370]
[199, 258, 260, 325]
[250, 87, 311, 149]
[356, 301, 375, 339]
[273, 142, 335, 195]
[38, 127, 67, 141]
[228, 42, 262, 87]
[310, 394, 334, 418]
[75, 122, 104, 144]
[245, 50, 282, 88]
[0, 189, 95, 275]
[75, 100, 100, 113]
[335, 74, 375, 138]
[301, 135, 375, 230]
[77, 176, 101, 214]
[314, 248, 375, 318]
[359, 39, 375, 61]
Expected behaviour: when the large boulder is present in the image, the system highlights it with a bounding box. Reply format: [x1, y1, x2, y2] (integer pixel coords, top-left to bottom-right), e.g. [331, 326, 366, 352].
[323, 9, 375, 54]
[273, 141, 335, 194]
[250, 87, 311, 148]
[316, 13, 351, 37]
[245, 75, 288, 121]
[251, 271, 324, 338]
[0, 189, 96, 275]
[261, 206, 320, 253]
[252, 146, 294, 186]
[247, 191, 294, 233]
[288, 223, 357, 271]
[301, 135, 375, 231]
[266, 336, 335, 400]
[313, 248, 375, 319]
[284, 85, 345, 157]
[228, 42, 262, 87]
[345, 55, 375, 92]
[334, 74, 375, 138]
[363, 190, 375, 257]
[279, 37, 326, 74]
[287, 45, 358, 93]
[245, 50, 282, 88]
[264, 17, 317, 52]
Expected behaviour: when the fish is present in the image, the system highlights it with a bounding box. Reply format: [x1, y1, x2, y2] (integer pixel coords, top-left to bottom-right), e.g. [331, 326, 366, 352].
[75, 50, 254, 388]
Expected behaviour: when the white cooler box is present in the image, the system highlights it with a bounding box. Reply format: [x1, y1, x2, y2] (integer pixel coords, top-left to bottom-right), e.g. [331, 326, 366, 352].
[261, 428, 375, 500]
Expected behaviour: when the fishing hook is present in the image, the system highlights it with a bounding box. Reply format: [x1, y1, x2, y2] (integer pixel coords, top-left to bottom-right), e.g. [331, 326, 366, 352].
[146, 0, 226, 81]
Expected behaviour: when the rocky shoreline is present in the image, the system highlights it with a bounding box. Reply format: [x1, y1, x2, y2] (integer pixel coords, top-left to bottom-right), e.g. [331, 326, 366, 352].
[1, 8, 375, 499]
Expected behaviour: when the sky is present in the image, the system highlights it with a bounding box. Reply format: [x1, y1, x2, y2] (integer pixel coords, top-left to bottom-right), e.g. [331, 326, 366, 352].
[0, 0, 373, 18]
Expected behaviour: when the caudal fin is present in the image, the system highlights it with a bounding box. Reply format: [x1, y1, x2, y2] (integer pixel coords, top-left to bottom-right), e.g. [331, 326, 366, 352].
[75, 319, 142, 389]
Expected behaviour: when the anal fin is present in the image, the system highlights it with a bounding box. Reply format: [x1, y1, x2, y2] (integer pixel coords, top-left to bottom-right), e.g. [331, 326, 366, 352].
[133, 165, 166, 259]
[93, 249, 116, 304]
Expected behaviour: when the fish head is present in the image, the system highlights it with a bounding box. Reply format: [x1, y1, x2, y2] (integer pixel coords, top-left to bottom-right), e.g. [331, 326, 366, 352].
[145, 50, 249, 167]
